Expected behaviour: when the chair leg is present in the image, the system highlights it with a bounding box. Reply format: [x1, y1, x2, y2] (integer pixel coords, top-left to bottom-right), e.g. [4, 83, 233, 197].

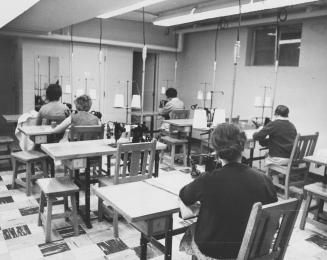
[70, 194, 79, 236]
[7, 143, 13, 169]
[45, 197, 53, 243]
[64, 196, 69, 222]
[38, 192, 45, 226]
[199, 141, 204, 165]
[11, 158, 18, 189]
[300, 192, 313, 230]
[26, 162, 32, 196]
[113, 210, 119, 238]
[171, 145, 175, 167]
[183, 144, 187, 167]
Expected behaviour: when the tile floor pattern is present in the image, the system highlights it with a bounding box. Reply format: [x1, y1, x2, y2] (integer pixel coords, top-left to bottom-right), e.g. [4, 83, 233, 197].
[0, 160, 327, 260]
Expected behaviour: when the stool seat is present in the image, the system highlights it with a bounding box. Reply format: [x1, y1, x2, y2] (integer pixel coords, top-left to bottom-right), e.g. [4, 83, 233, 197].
[37, 177, 79, 196]
[12, 150, 48, 162]
[161, 136, 188, 145]
[0, 136, 14, 144]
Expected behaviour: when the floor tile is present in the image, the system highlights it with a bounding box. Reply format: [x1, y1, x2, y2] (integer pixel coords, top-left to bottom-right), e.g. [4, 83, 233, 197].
[97, 238, 128, 255]
[39, 239, 71, 257]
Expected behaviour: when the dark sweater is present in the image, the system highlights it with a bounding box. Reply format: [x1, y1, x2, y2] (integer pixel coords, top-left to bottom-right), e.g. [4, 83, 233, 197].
[252, 119, 297, 158]
[179, 163, 277, 259]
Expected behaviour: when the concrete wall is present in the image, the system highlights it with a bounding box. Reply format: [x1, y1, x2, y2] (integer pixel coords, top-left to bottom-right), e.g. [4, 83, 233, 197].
[177, 17, 327, 149]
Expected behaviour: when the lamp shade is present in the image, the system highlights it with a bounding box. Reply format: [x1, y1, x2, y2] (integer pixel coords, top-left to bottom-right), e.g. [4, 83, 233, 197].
[206, 91, 211, 100]
[161, 86, 166, 94]
[114, 94, 124, 108]
[264, 97, 272, 107]
[254, 96, 263, 107]
[197, 90, 204, 100]
[192, 109, 207, 129]
[131, 95, 141, 109]
[212, 109, 226, 126]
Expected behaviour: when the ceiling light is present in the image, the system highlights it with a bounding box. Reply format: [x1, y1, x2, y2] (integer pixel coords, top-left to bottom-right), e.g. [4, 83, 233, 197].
[0, 0, 40, 29]
[154, 0, 318, 26]
[97, 0, 167, 19]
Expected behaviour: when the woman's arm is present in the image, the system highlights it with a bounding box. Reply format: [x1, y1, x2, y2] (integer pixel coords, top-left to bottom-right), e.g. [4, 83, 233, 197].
[52, 116, 72, 134]
[179, 176, 205, 206]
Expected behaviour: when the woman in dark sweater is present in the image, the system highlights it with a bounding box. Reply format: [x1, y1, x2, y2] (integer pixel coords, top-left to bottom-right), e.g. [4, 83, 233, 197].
[179, 123, 277, 259]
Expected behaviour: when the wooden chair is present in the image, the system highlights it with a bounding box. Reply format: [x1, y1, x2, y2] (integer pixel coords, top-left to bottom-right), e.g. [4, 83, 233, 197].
[0, 136, 14, 169]
[266, 132, 319, 199]
[97, 140, 157, 238]
[237, 198, 301, 260]
[170, 109, 190, 120]
[300, 182, 327, 231]
[69, 124, 105, 175]
[37, 177, 79, 242]
[11, 150, 49, 196]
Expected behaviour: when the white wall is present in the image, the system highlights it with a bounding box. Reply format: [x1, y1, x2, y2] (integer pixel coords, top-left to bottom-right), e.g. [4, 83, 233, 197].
[177, 17, 327, 149]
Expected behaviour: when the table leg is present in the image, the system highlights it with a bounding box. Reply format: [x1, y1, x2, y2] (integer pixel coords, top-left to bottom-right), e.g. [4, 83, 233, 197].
[154, 151, 160, 178]
[84, 158, 92, 228]
[140, 233, 148, 260]
[187, 127, 193, 166]
[323, 167, 327, 185]
[164, 215, 173, 260]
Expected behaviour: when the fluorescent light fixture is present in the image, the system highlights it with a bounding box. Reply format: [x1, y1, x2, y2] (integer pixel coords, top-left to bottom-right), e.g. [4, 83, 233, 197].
[98, 0, 167, 19]
[0, 0, 40, 28]
[154, 0, 318, 26]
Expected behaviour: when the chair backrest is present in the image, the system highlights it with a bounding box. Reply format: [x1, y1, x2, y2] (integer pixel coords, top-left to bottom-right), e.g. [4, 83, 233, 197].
[225, 115, 240, 124]
[70, 125, 104, 141]
[170, 109, 190, 119]
[114, 140, 156, 185]
[237, 198, 301, 260]
[288, 132, 319, 166]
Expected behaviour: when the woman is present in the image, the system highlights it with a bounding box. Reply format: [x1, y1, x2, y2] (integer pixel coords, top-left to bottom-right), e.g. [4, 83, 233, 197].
[52, 94, 100, 135]
[179, 123, 277, 260]
[36, 83, 70, 125]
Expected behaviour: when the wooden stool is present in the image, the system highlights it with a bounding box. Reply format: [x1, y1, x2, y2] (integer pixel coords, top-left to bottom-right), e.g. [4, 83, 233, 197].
[161, 136, 188, 167]
[0, 136, 14, 168]
[300, 182, 327, 230]
[37, 177, 79, 243]
[11, 150, 49, 196]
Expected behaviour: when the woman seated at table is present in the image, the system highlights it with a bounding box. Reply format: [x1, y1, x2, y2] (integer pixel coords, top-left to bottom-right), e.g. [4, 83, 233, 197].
[36, 83, 70, 125]
[179, 123, 277, 260]
[52, 94, 100, 136]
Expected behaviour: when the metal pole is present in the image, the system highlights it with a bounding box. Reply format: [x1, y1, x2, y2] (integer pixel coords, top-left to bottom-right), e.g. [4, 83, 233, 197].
[141, 45, 147, 124]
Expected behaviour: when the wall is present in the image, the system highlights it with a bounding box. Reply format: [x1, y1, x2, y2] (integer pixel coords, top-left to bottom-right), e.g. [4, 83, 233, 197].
[177, 17, 327, 149]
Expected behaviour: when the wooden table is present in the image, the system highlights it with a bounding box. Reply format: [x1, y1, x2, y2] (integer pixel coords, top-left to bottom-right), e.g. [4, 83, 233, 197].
[304, 155, 327, 184]
[303, 155, 327, 227]
[2, 114, 20, 124]
[163, 119, 260, 167]
[94, 172, 194, 260]
[131, 111, 160, 137]
[18, 125, 54, 144]
[41, 139, 167, 228]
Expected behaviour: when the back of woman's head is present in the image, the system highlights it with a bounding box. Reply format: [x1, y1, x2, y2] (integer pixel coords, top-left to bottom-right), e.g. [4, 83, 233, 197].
[46, 83, 62, 101]
[74, 95, 92, 111]
[211, 123, 247, 162]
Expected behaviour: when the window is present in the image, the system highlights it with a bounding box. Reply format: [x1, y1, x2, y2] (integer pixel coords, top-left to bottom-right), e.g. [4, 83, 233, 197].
[247, 24, 302, 66]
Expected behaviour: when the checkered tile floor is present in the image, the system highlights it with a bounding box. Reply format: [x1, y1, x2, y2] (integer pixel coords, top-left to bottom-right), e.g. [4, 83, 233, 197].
[0, 159, 327, 260]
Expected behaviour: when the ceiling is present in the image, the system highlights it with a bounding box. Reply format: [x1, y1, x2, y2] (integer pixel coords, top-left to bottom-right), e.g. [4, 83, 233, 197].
[2, 0, 325, 33]
[2, 0, 230, 32]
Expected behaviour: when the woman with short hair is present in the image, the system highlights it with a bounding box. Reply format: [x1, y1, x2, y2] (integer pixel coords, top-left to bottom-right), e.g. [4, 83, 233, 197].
[52, 94, 100, 135]
[179, 123, 277, 260]
[36, 83, 70, 125]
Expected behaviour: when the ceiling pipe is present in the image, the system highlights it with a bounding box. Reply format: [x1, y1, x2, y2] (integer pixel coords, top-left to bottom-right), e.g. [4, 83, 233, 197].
[175, 8, 327, 34]
[0, 29, 184, 53]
